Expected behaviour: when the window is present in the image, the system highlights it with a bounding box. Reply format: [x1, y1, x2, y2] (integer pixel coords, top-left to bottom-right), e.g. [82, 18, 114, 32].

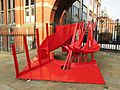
[25, 0, 35, 23]
[94, 1, 97, 14]
[72, 5, 79, 16]
[26, 0, 29, 6]
[8, 0, 11, 9]
[0, 0, 4, 24]
[83, 0, 87, 6]
[88, 0, 93, 10]
[64, 1, 82, 23]
[7, 0, 15, 24]
[71, 1, 81, 22]
[31, 0, 34, 5]
[98, 5, 100, 17]
[83, 5, 87, 21]
[89, 10, 92, 21]
[1, 0, 3, 10]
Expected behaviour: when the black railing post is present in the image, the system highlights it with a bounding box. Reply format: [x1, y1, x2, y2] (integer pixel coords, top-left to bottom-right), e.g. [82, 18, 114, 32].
[7, 35, 9, 52]
[115, 19, 119, 50]
[95, 21, 98, 41]
[116, 26, 118, 50]
[0, 34, 2, 51]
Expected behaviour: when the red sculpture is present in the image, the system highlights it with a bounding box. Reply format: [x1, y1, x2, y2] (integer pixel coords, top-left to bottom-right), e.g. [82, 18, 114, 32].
[12, 22, 105, 84]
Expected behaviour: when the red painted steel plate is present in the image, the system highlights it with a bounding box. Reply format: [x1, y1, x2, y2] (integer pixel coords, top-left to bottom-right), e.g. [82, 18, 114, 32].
[18, 59, 105, 85]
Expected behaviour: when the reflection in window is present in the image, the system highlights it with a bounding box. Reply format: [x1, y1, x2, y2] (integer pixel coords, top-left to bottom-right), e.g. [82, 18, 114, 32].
[64, 1, 81, 23]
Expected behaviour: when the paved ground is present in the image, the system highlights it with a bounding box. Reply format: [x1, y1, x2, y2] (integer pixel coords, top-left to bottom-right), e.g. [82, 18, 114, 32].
[0, 49, 120, 90]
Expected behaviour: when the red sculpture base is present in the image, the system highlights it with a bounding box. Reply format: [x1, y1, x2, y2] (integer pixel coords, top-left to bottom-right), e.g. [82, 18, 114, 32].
[18, 58, 105, 85]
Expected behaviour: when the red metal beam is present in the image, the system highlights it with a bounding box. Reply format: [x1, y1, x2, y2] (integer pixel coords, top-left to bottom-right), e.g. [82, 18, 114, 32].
[36, 28, 40, 50]
[46, 23, 50, 62]
[23, 35, 31, 70]
[11, 44, 20, 78]
[36, 28, 41, 66]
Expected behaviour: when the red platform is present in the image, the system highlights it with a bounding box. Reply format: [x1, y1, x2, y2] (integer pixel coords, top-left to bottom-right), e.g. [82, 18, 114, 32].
[18, 57, 105, 84]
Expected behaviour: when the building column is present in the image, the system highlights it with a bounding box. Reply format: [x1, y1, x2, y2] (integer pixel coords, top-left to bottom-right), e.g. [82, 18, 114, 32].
[36, 0, 56, 42]
[15, 0, 24, 26]
[3, 0, 7, 25]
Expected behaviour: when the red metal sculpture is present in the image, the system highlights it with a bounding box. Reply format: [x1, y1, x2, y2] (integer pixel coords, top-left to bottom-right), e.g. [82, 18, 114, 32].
[12, 22, 105, 84]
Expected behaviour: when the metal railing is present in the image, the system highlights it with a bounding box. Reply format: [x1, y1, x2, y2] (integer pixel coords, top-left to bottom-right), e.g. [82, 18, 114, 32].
[0, 34, 35, 53]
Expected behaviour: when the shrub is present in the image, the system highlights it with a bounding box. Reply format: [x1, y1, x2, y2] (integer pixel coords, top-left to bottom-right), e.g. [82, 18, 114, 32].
[98, 32, 112, 44]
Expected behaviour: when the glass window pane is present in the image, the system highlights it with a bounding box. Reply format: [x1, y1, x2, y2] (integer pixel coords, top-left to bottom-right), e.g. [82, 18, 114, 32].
[8, 11, 11, 23]
[31, 7, 35, 15]
[94, 1, 97, 14]
[83, 12, 87, 21]
[1, 0, 4, 10]
[31, 16, 34, 22]
[8, 0, 11, 9]
[73, 1, 79, 8]
[83, 5, 87, 13]
[72, 5, 74, 15]
[13, 0, 15, 8]
[25, 8, 29, 16]
[12, 10, 15, 23]
[89, 11, 92, 21]
[83, 0, 87, 6]
[26, 0, 29, 6]
[1, 12, 4, 24]
[31, 0, 34, 5]
[25, 8, 29, 23]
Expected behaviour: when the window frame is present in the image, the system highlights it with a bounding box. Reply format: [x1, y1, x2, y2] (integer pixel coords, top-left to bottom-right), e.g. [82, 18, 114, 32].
[71, 1, 81, 22]
[24, 0, 35, 23]
[0, 0, 4, 24]
[83, 5, 87, 21]
[7, 0, 15, 24]
[89, 10, 93, 21]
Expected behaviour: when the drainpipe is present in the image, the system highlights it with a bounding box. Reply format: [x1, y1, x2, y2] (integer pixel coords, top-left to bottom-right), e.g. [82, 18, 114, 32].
[95, 3, 99, 41]
[20, 0, 21, 25]
[42, 0, 44, 40]
[33, 0, 36, 48]
[81, 0, 83, 21]
[34, 0, 36, 41]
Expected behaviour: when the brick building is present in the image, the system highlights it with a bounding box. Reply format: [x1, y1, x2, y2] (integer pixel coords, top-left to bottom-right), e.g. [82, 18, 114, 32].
[97, 8, 120, 44]
[98, 8, 116, 33]
[0, 0, 101, 52]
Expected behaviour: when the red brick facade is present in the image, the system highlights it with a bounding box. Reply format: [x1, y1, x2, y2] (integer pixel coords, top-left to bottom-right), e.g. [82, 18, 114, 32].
[0, 0, 101, 52]
[0, 0, 58, 41]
